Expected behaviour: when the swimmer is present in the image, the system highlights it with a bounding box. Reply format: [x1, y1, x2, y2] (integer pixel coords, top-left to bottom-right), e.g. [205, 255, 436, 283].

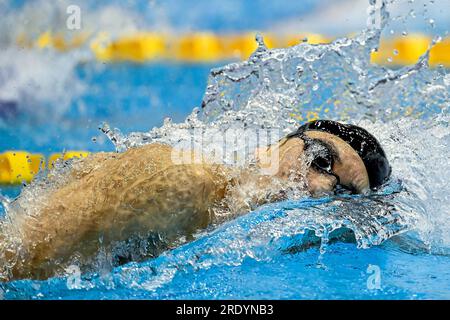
[0, 120, 391, 281]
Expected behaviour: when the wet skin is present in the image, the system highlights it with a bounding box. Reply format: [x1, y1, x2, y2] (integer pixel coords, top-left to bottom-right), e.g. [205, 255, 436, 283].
[0, 131, 369, 281]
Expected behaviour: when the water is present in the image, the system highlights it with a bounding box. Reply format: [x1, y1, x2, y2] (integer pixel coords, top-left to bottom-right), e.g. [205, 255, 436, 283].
[0, 62, 217, 153]
[0, 0, 449, 299]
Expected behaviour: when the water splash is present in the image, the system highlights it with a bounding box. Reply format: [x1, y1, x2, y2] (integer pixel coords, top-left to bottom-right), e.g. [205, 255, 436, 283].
[0, 0, 449, 296]
[0, 190, 410, 297]
[95, 0, 449, 256]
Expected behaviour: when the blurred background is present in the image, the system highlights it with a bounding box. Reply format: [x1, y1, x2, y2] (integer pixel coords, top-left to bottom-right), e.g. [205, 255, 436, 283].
[0, 0, 449, 186]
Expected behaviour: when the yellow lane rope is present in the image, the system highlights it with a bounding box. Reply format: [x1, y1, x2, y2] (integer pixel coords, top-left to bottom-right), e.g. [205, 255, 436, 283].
[19, 31, 450, 66]
[0, 151, 89, 184]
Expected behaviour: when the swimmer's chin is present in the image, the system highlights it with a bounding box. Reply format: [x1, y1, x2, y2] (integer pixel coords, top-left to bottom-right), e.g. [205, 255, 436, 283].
[305, 172, 370, 197]
[308, 189, 334, 198]
[307, 185, 370, 198]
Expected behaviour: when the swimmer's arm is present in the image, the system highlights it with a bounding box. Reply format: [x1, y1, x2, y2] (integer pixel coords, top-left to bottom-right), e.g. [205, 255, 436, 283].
[5, 151, 226, 280]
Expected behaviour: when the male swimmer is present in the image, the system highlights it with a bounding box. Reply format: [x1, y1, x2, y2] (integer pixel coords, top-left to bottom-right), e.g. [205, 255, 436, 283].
[0, 120, 391, 281]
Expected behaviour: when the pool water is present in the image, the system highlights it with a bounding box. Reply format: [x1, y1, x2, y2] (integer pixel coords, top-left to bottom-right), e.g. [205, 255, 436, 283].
[1, 196, 449, 300]
[1, 61, 449, 300]
[0, 63, 219, 153]
[1, 0, 450, 300]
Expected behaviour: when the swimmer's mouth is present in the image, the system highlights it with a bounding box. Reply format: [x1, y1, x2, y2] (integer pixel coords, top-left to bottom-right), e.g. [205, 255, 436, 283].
[334, 183, 357, 195]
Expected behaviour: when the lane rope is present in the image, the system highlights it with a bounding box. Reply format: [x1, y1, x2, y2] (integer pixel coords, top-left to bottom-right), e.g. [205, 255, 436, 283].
[17, 31, 450, 66]
[0, 151, 89, 184]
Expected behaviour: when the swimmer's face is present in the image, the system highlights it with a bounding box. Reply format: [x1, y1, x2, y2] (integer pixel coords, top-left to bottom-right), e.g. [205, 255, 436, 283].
[257, 131, 370, 195]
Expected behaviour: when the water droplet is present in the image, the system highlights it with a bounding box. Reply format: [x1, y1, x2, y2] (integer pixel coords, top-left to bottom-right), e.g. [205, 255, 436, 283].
[443, 74, 450, 87]
[393, 49, 399, 56]
[255, 33, 267, 50]
[163, 117, 172, 126]
[433, 35, 442, 44]
[312, 72, 319, 81]
[429, 19, 435, 28]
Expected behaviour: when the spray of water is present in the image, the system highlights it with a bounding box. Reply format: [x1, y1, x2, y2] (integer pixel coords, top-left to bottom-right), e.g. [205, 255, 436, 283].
[0, 0, 449, 289]
[96, 0, 449, 255]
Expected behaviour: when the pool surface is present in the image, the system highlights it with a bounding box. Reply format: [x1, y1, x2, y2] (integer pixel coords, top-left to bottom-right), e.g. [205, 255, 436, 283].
[1, 0, 449, 300]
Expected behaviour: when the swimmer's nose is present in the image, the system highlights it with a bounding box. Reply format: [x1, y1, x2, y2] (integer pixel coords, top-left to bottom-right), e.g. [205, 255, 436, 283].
[307, 171, 339, 195]
[334, 173, 370, 194]
[332, 165, 370, 195]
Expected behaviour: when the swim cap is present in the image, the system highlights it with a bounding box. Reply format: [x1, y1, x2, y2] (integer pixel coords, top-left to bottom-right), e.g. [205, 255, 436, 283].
[288, 120, 391, 190]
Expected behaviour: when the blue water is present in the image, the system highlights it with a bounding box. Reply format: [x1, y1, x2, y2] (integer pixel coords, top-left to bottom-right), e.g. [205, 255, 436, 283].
[1, 60, 450, 299]
[4, 245, 450, 299]
[2, 0, 450, 298]
[3, 0, 324, 33]
[1, 196, 449, 300]
[0, 62, 219, 154]
[1, 56, 450, 299]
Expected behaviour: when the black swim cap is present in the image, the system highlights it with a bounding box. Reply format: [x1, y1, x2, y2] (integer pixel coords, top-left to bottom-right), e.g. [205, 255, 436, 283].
[288, 120, 391, 190]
